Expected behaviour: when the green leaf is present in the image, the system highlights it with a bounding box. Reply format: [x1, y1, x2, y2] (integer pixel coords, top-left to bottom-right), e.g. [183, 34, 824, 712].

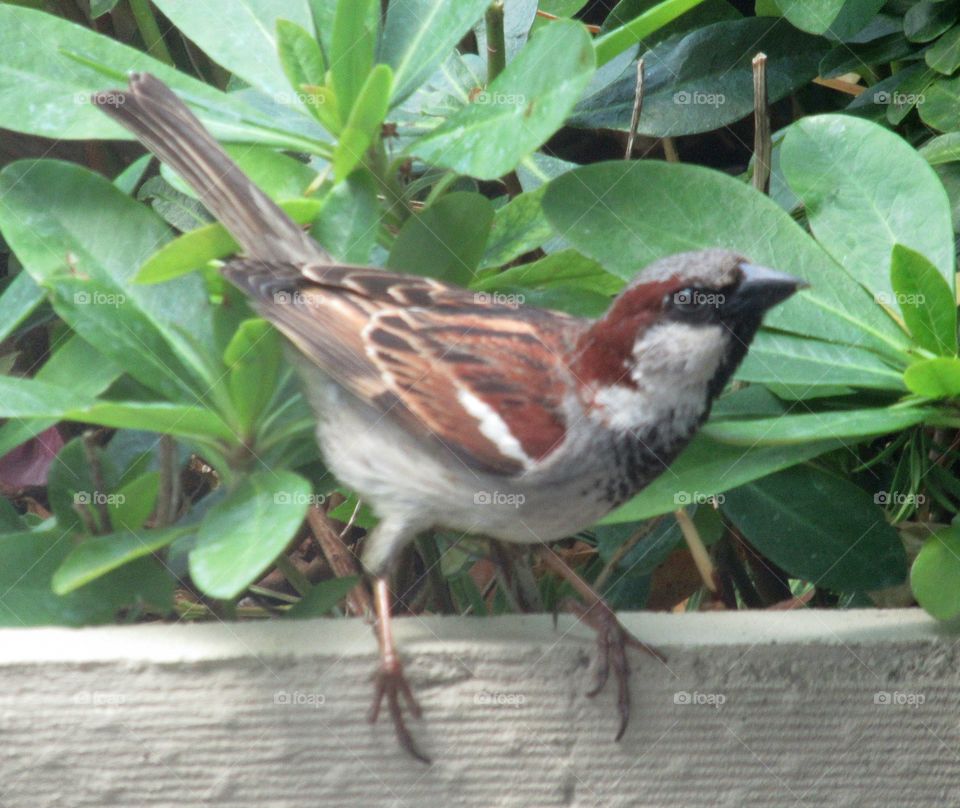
[602, 434, 838, 522]
[286, 575, 360, 618]
[277, 18, 326, 94]
[903, 357, 960, 397]
[920, 131, 960, 165]
[574, 18, 826, 136]
[189, 470, 311, 599]
[0, 375, 93, 417]
[52, 524, 188, 595]
[152, 0, 314, 99]
[705, 407, 930, 445]
[473, 249, 623, 296]
[722, 465, 907, 592]
[600, 0, 740, 38]
[890, 244, 957, 355]
[911, 526, 960, 620]
[0, 160, 222, 401]
[781, 115, 955, 307]
[773, 0, 883, 38]
[541, 160, 910, 356]
[0, 4, 326, 150]
[334, 64, 393, 181]
[479, 188, 553, 270]
[905, 0, 958, 42]
[410, 19, 595, 180]
[737, 331, 906, 391]
[388, 192, 495, 285]
[136, 198, 323, 284]
[381, 0, 491, 105]
[310, 171, 379, 263]
[224, 319, 282, 434]
[0, 528, 173, 626]
[109, 471, 161, 532]
[594, 0, 712, 65]
[926, 24, 960, 74]
[330, 0, 378, 117]
[65, 402, 236, 444]
[918, 75, 960, 131]
[0, 271, 44, 344]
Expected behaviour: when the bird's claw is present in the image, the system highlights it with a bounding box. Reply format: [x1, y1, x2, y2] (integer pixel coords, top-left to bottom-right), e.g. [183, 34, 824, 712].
[369, 660, 431, 764]
[565, 597, 666, 741]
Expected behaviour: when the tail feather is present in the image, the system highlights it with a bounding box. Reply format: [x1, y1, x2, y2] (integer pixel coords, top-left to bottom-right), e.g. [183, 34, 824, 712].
[93, 73, 326, 263]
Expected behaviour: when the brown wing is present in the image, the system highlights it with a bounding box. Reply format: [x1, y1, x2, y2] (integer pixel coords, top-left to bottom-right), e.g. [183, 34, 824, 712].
[222, 260, 584, 475]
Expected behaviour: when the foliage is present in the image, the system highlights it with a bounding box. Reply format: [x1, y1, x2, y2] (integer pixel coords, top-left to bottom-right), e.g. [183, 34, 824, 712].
[0, 0, 958, 624]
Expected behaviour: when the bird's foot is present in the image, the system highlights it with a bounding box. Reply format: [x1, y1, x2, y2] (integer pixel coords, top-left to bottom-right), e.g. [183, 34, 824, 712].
[565, 597, 666, 741]
[369, 658, 431, 764]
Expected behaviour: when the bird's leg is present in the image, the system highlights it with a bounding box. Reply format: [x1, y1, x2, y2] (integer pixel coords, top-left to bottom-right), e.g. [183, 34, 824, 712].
[368, 577, 431, 763]
[540, 549, 666, 741]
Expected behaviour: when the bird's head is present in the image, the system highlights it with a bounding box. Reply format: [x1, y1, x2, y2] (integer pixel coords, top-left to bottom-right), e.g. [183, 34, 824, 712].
[572, 249, 806, 434]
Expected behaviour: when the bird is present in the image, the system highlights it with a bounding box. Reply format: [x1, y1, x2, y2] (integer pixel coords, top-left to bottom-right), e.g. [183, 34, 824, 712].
[93, 73, 805, 763]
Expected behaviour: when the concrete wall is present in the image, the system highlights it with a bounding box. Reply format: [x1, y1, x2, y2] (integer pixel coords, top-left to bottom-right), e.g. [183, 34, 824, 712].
[0, 609, 957, 806]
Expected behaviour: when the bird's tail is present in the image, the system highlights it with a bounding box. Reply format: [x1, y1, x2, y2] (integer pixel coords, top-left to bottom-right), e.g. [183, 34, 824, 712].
[92, 72, 326, 263]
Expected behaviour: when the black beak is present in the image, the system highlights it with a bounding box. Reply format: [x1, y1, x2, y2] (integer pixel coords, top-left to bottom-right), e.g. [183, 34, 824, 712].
[733, 263, 808, 313]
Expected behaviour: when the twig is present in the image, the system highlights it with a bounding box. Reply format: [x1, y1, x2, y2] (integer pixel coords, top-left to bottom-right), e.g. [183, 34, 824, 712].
[624, 58, 646, 159]
[752, 52, 771, 194]
[81, 430, 111, 534]
[155, 435, 179, 527]
[674, 509, 717, 593]
[307, 504, 373, 617]
[594, 515, 662, 591]
[485, 2, 506, 82]
[662, 137, 679, 162]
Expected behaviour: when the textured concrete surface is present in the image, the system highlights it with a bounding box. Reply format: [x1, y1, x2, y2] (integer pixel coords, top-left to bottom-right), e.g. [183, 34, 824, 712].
[0, 609, 958, 807]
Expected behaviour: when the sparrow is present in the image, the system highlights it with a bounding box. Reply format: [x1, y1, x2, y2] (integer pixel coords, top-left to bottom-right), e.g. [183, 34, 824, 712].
[93, 73, 805, 763]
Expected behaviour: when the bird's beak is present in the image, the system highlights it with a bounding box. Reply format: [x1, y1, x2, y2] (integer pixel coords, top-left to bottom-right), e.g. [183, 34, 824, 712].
[736, 263, 809, 311]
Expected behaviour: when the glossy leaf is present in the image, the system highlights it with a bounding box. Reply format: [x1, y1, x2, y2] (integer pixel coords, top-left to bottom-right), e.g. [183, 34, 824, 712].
[890, 244, 957, 355]
[225, 319, 283, 434]
[277, 18, 326, 95]
[594, 0, 712, 65]
[926, 24, 960, 74]
[705, 407, 930, 445]
[774, 0, 883, 39]
[781, 115, 955, 307]
[573, 18, 826, 135]
[153, 0, 314, 99]
[541, 160, 910, 356]
[381, 0, 491, 105]
[602, 435, 838, 522]
[911, 525, 960, 620]
[903, 357, 960, 398]
[330, 0, 377, 117]
[722, 465, 907, 591]
[410, 20, 595, 180]
[479, 187, 553, 269]
[190, 470, 312, 599]
[310, 171, 379, 263]
[52, 525, 188, 595]
[333, 64, 393, 181]
[388, 192, 495, 285]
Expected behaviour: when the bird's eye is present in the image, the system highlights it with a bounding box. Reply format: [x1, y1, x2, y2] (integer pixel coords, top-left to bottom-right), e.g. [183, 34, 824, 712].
[668, 287, 721, 321]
